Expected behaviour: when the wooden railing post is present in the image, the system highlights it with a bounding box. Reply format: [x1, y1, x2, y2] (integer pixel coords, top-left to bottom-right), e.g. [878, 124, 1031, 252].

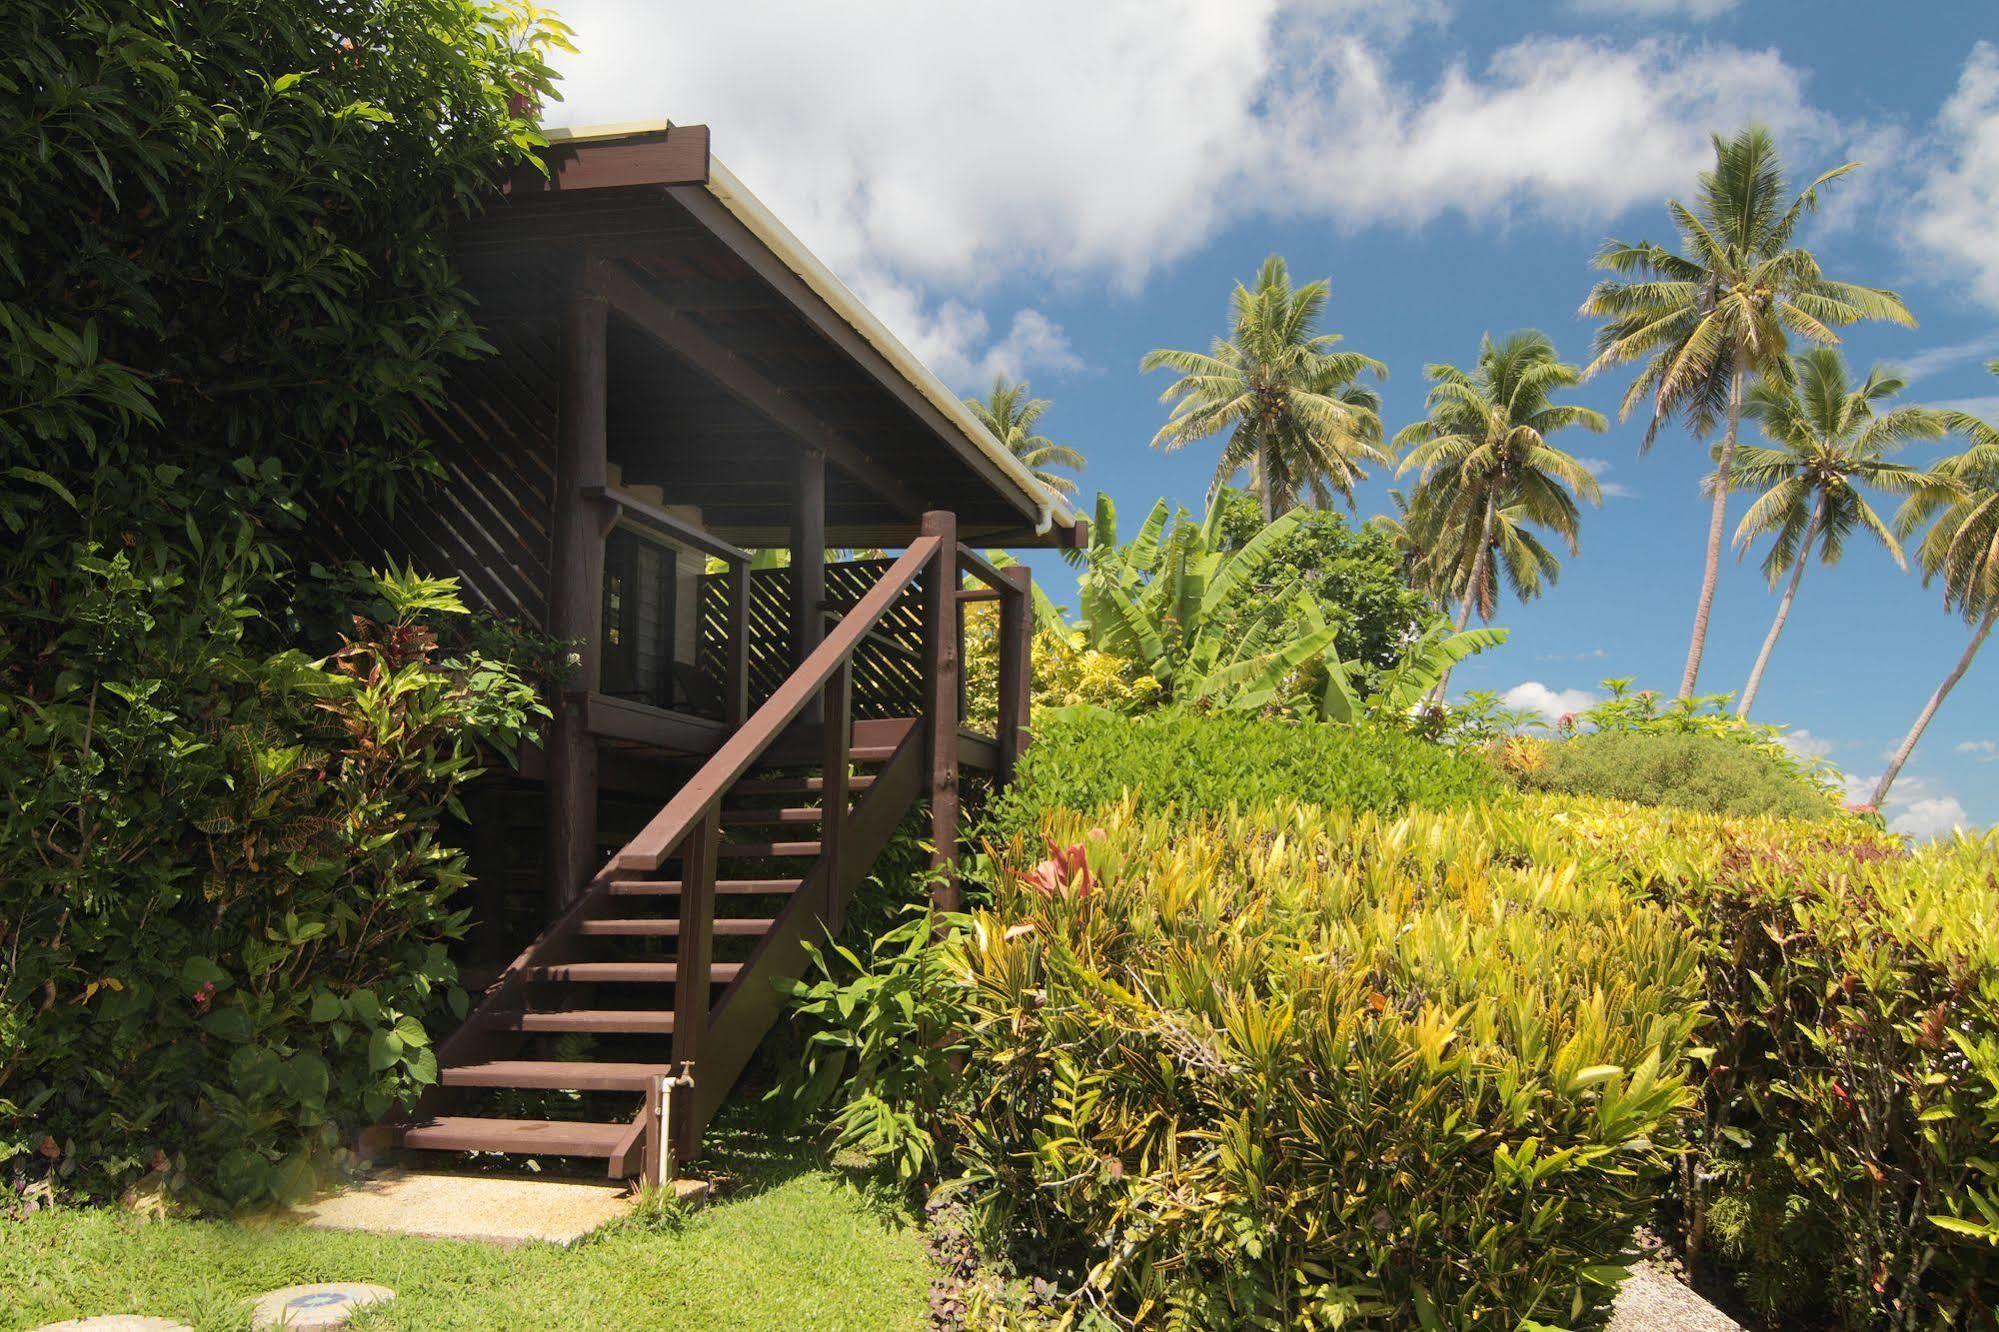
[546, 277, 610, 914]
[724, 557, 750, 727]
[671, 808, 719, 1161]
[997, 564, 1033, 784]
[920, 512, 960, 910]
[821, 660, 851, 933]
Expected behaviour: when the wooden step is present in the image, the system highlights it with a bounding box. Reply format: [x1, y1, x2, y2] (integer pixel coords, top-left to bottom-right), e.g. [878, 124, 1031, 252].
[734, 774, 875, 796]
[524, 961, 744, 984]
[850, 745, 897, 762]
[500, 1008, 676, 1034]
[720, 807, 822, 826]
[576, 917, 777, 937]
[441, 1060, 670, 1091]
[399, 1115, 629, 1157]
[719, 839, 821, 858]
[607, 878, 803, 897]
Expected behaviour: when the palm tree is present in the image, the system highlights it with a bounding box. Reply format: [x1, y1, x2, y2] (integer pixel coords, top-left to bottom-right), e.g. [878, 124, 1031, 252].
[1875, 361, 1999, 808]
[965, 376, 1085, 499]
[1142, 255, 1388, 523]
[1580, 126, 1915, 699]
[1395, 330, 1606, 634]
[1728, 349, 1941, 717]
[1367, 487, 1448, 609]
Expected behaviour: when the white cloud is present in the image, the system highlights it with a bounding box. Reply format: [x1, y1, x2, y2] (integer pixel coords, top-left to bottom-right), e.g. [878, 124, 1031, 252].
[1957, 739, 1999, 761]
[1908, 43, 1999, 310]
[1501, 680, 1601, 721]
[1889, 796, 1971, 840]
[1565, 0, 1737, 21]
[1841, 771, 1976, 840]
[1260, 37, 1830, 233]
[1578, 457, 1635, 499]
[1899, 333, 1999, 383]
[1780, 728, 1837, 760]
[549, 5, 1829, 383]
[1936, 395, 1999, 421]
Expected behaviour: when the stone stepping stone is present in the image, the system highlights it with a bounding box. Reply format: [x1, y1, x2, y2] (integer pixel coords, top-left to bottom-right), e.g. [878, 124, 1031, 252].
[32, 1320, 192, 1331]
[249, 1283, 395, 1330]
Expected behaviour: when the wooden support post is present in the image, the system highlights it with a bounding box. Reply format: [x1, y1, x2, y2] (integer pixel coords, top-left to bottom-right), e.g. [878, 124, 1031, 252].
[724, 557, 750, 727]
[671, 808, 719, 1162]
[545, 280, 610, 914]
[997, 564, 1033, 785]
[792, 449, 827, 725]
[820, 660, 852, 933]
[921, 511, 960, 909]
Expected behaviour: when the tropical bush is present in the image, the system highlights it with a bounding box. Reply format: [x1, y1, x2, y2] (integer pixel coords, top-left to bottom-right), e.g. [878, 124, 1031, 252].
[802, 797, 1702, 1327]
[0, 0, 568, 1206]
[988, 707, 1505, 840]
[1515, 729, 1840, 820]
[1535, 798, 1999, 1328]
[0, 571, 543, 1207]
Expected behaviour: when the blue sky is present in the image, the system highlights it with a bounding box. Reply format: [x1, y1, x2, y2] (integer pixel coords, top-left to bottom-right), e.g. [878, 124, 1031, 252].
[554, 0, 1999, 835]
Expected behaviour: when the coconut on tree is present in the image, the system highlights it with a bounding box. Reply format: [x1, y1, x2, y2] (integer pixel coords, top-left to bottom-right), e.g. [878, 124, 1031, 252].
[1142, 255, 1387, 523]
[1580, 126, 1915, 699]
[965, 376, 1086, 498]
[1727, 348, 1941, 718]
[1874, 361, 1999, 808]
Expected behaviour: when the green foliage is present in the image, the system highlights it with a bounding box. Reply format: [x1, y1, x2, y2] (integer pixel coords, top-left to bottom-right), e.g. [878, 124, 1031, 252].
[0, 0, 567, 1206]
[1314, 618, 1510, 728]
[770, 911, 968, 1188]
[1065, 493, 1341, 712]
[1204, 486, 1436, 673]
[989, 707, 1505, 841]
[1537, 798, 1999, 1328]
[1516, 729, 1838, 820]
[1, 569, 544, 1207]
[831, 798, 1702, 1327]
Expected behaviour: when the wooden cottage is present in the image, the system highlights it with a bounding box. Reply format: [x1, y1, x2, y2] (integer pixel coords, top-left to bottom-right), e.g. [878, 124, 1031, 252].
[336, 123, 1081, 1183]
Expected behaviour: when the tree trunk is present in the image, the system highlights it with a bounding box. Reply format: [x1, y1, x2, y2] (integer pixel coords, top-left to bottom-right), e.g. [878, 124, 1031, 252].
[1872, 605, 1996, 809]
[1736, 494, 1823, 719]
[1679, 346, 1748, 699]
[1435, 492, 1500, 704]
[1259, 442, 1278, 525]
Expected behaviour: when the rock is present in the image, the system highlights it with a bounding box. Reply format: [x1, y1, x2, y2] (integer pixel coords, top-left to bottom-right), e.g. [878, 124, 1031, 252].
[248, 1283, 395, 1330]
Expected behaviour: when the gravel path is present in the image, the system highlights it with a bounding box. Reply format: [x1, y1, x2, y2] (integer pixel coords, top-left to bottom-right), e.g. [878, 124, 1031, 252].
[1608, 1261, 1743, 1331]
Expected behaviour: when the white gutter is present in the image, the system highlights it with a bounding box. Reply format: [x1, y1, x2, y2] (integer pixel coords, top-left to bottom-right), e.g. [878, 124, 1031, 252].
[700, 158, 1074, 536]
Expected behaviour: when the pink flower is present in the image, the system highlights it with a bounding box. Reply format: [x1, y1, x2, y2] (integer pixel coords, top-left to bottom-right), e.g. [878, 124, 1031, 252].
[191, 981, 216, 1011]
[1556, 712, 1577, 733]
[1020, 837, 1095, 902]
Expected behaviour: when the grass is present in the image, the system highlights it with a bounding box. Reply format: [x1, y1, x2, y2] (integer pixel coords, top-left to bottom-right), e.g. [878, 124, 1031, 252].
[0, 1111, 932, 1331]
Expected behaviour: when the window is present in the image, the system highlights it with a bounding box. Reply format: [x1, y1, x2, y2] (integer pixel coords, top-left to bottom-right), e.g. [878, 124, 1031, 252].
[600, 528, 678, 710]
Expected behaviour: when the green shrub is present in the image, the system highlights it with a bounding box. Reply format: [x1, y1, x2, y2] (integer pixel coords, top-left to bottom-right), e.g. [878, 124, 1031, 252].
[0, 570, 543, 1208]
[1516, 729, 1838, 820]
[991, 707, 1506, 839]
[927, 799, 1698, 1327]
[1535, 797, 1999, 1328]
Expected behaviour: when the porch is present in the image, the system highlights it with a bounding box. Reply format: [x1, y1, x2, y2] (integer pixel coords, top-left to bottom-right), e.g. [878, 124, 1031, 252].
[326, 122, 1078, 1180]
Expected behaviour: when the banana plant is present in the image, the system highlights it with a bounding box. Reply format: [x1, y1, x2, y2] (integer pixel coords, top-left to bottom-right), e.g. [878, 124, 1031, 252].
[1063, 494, 1338, 711]
[1308, 609, 1510, 724]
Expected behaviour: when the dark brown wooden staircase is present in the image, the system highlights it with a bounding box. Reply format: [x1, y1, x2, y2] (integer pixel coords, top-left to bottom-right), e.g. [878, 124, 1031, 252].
[372, 522, 1027, 1185]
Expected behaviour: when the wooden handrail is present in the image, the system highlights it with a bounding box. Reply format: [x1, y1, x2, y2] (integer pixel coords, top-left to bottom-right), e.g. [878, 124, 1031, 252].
[584, 484, 750, 566]
[614, 534, 943, 871]
[956, 543, 1010, 592]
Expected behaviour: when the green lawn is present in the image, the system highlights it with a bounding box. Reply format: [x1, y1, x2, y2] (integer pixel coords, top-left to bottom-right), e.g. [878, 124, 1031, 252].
[1, 1119, 932, 1331]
